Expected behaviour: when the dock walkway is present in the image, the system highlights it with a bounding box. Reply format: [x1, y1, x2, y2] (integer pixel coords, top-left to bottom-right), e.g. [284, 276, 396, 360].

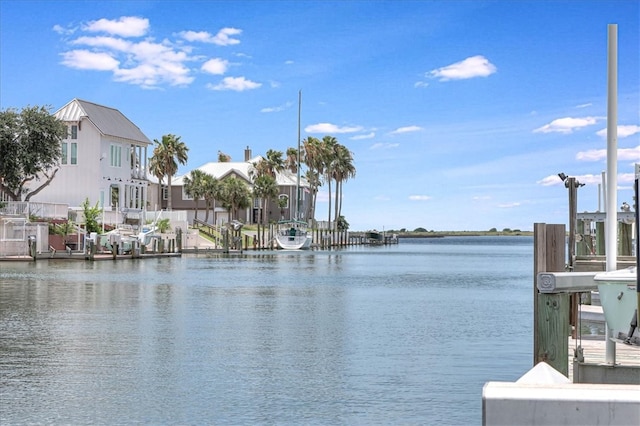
[568, 337, 639, 382]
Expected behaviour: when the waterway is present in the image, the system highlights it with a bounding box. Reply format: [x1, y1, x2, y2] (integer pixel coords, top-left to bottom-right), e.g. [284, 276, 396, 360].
[1, 236, 533, 425]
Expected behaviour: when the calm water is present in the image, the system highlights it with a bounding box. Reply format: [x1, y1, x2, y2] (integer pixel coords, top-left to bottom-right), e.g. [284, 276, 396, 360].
[1, 236, 533, 425]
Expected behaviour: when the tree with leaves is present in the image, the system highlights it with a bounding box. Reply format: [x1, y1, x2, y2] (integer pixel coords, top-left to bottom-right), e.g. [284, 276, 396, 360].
[0, 105, 67, 201]
[252, 174, 279, 246]
[149, 134, 188, 210]
[301, 136, 324, 221]
[219, 177, 251, 222]
[332, 144, 355, 223]
[81, 198, 102, 234]
[183, 169, 207, 222]
[201, 173, 220, 223]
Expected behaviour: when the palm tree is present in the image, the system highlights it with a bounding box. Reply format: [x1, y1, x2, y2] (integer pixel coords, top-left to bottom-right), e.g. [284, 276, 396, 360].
[201, 173, 220, 223]
[332, 144, 355, 223]
[148, 154, 165, 209]
[150, 134, 188, 210]
[183, 169, 207, 222]
[285, 147, 298, 174]
[252, 174, 278, 247]
[219, 177, 251, 221]
[302, 136, 323, 221]
[321, 135, 339, 229]
[303, 169, 321, 223]
[264, 149, 285, 177]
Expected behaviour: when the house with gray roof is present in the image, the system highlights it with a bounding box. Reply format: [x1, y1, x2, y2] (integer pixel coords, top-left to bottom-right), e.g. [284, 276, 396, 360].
[30, 98, 152, 212]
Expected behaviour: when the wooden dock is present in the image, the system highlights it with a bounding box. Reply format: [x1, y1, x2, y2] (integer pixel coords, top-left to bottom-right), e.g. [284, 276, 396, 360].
[568, 337, 639, 383]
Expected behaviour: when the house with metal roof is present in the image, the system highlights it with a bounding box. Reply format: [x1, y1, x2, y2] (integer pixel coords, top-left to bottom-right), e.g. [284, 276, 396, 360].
[30, 98, 152, 212]
[152, 147, 311, 226]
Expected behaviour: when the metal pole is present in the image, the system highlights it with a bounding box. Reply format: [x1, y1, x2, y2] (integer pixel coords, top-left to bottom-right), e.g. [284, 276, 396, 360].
[605, 23, 618, 364]
[567, 177, 577, 271]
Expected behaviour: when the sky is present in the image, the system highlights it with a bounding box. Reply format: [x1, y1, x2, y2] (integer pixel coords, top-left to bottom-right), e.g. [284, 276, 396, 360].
[1, 0, 639, 232]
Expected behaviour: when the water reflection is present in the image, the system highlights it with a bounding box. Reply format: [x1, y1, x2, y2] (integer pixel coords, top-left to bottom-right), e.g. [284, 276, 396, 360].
[1, 237, 534, 424]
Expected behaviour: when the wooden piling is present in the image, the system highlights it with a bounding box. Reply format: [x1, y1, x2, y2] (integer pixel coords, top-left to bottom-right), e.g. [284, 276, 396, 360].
[533, 223, 566, 370]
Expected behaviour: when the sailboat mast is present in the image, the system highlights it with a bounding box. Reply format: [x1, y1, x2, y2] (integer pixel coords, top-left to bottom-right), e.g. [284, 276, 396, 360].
[296, 90, 301, 221]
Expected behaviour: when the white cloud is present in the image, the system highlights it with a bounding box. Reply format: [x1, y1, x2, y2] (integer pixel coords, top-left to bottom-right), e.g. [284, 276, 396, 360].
[180, 27, 242, 46]
[57, 18, 247, 89]
[596, 125, 640, 139]
[409, 195, 431, 201]
[370, 142, 399, 150]
[84, 16, 149, 37]
[534, 116, 600, 134]
[201, 58, 229, 75]
[207, 76, 261, 91]
[497, 202, 521, 208]
[428, 55, 496, 81]
[350, 132, 375, 140]
[576, 103, 592, 109]
[72, 35, 131, 51]
[537, 173, 609, 186]
[285, 60, 294, 65]
[261, 101, 293, 113]
[576, 145, 640, 162]
[390, 125, 422, 135]
[53, 24, 76, 35]
[60, 50, 119, 70]
[414, 81, 429, 88]
[305, 123, 364, 134]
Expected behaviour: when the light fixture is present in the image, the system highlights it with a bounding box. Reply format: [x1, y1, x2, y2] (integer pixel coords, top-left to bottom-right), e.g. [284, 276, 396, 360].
[558, 172, 567, 182]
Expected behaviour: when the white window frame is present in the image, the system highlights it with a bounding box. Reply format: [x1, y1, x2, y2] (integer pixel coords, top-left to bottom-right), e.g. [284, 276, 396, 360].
[70, 142, 77, 165]
[182, 187, 193, 200]
[278, 194, 289, 208]
[110, 144, 122, 167]
[61, 142, 68, 165]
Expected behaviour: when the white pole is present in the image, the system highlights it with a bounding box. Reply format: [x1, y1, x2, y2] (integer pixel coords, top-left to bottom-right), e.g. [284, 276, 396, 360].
[605, 23, 618, 364]
[606, 24, 618, 273]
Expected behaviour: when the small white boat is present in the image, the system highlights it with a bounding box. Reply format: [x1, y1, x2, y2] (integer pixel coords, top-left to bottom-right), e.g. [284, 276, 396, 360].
[275, 220, 312, 250]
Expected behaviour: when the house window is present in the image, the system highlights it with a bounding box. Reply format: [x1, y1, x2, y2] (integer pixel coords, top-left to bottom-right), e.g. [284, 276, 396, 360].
[278, 194, 289, 208]
[61, 142, 68, 165]
[110, 144, 122, 167]
[182, 187, 193, 200]
[71, 125, 77, 139]
[70, 143, 77, 165]
[162, 185, 168, 200]
[253, 198, 261, 209]
[110, 185, 120, 209]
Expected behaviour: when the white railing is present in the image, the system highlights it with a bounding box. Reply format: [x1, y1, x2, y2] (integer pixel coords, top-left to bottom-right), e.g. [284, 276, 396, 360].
[0, 202, 69, 219]
[145, 210, 188, 223]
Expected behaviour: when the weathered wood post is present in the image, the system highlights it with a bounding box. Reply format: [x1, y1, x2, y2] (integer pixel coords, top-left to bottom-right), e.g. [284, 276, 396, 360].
[618, 222, 632, 256]
[595, 221, 605, 255]
[534, 223, 567, 375]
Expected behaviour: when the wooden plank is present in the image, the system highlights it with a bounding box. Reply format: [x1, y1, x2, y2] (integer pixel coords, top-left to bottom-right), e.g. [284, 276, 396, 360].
[537, 293, 570, 376]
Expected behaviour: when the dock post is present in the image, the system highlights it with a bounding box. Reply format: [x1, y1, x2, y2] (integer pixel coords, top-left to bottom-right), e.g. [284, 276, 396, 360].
[534, 223, 567, 373]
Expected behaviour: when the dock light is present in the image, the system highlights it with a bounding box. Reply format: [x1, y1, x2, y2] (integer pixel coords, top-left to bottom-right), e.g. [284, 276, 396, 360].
[558, 172, 567, 182]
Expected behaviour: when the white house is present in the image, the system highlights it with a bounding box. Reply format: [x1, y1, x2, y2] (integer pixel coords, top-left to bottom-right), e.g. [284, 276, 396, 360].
[31, 99, 152, 212]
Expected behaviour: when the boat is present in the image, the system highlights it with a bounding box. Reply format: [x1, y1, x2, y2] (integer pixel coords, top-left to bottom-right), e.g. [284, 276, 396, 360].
[593, 267, 639, 345]
[365, 230, 384, 245]
[276, 219, 312, 250]
[275, 91, 312, 250]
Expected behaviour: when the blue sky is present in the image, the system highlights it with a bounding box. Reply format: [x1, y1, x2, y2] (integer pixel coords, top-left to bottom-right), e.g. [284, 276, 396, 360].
[1, 0, 638, 231]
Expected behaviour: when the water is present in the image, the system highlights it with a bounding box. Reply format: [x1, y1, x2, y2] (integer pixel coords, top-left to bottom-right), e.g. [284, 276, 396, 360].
[1, 236, 533, 425]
